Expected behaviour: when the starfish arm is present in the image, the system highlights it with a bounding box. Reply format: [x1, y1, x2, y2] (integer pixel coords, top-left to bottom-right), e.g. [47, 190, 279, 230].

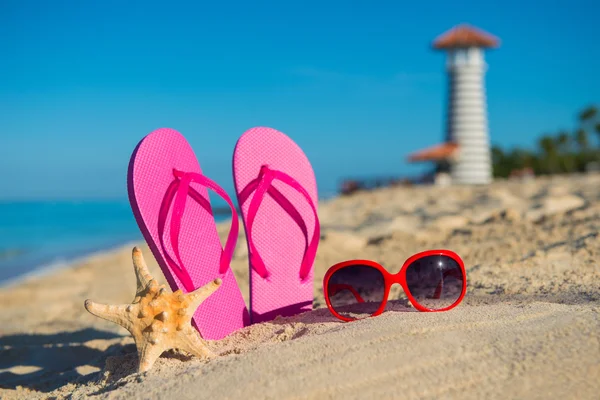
[84, 300, 134, 331]
[186, 278, 222, 311]
[132, 247, 158, 293]
[137, 341, 166, 373]
[176, 330, 216, 360]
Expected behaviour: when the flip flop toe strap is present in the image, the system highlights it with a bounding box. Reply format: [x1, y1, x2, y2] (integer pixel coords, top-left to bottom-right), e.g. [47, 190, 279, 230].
[245, 167, 320, 281]
[157, 169, 239, 292]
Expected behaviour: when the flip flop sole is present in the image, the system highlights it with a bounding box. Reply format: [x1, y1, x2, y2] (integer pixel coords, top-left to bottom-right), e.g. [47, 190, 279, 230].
[233, 127, 319, 323]
[128, 128, 248, 339]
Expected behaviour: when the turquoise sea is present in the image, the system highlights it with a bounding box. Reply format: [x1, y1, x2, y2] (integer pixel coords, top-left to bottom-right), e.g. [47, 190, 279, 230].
[0, 189, 339, 285]
[0, 200, 229, 284]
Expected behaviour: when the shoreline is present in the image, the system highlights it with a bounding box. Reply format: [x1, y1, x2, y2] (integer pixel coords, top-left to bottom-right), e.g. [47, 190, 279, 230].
[0, 199, 251, 288]
[0, 240, 142, 290]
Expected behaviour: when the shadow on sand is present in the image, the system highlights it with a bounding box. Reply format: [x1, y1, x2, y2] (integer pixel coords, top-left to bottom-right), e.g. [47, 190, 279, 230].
[0, 328, 129, 392]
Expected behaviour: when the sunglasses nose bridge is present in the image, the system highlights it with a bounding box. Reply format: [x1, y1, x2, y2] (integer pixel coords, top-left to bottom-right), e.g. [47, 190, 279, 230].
[388, 271, 410, 297]
[385, 281, 410, 307]
[389, 270, 405, 285]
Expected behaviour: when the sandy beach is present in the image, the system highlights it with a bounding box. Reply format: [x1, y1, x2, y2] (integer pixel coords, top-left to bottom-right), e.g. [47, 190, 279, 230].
[1, 174, 599, 399]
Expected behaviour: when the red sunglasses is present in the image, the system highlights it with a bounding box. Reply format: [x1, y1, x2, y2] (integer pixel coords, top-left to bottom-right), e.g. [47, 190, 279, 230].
[323, 250, 467, 322]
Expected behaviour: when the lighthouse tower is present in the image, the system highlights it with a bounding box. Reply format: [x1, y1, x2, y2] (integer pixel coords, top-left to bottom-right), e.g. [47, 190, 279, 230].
[434, 25, 499, 184]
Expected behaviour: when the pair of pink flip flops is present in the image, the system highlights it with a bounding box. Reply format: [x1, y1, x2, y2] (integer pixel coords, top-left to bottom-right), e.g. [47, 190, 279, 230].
[128, 127, 320, 340]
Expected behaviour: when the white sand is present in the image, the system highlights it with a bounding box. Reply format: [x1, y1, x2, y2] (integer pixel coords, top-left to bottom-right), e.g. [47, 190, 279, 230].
[1, 174, 599, 399]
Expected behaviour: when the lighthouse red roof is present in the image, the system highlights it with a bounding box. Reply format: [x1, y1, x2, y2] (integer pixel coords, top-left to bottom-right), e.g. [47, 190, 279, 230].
[407, 142, 459, 162]
[433, 24, 499, 49]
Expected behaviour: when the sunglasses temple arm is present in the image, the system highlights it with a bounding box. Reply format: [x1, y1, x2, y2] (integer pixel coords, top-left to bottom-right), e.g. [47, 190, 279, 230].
[432, 269, 464, 299]
[328, 284, 365, 303]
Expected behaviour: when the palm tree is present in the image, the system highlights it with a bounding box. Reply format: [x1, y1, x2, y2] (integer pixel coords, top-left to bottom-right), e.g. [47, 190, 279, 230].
[556, 131, 571, 153]
[539, 135, 558, 174]
[510, 148, 534, 169]
[579, 105, 599, 147]
[555, 131, 575, 172]
[491, 145, 509, 177]
[573, 128, 592, 171]
[539, 135, 556, 155]
[579, 106, 597, 122]
[491, 105, 599, 177]
[574, 128, 589, 151]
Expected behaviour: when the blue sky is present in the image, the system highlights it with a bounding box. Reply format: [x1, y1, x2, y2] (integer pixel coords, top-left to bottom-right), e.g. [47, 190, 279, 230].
[1, 0, 598, 200]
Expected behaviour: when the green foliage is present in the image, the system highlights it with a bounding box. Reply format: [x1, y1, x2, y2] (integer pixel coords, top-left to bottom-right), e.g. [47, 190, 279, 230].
[492, 105, 600, 178]
[579, 106, 597, 121]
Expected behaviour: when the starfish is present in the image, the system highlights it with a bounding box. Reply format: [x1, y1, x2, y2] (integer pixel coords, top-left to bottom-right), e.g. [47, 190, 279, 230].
[84, 247, 222, 373]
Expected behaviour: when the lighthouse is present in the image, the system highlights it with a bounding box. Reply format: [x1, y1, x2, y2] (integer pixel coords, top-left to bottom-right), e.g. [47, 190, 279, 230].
[408, 24, 499, 185]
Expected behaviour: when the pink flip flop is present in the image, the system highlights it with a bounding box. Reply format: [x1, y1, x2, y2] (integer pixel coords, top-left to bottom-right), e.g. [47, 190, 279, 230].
[233, 127, 320, 324]
[128, 128, 249, 340]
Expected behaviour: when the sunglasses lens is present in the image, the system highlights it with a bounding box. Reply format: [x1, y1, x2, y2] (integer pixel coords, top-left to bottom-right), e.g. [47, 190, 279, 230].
[327, 265, 385, 320]
[405, 255, 464, 310]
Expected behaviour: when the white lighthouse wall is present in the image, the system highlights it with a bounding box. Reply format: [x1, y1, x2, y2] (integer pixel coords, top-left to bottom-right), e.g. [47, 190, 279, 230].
[445, 47, 493, 184]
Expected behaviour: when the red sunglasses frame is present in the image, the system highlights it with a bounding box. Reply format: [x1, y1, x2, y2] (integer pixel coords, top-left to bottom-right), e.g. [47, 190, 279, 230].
[323, 249, 467, 322]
